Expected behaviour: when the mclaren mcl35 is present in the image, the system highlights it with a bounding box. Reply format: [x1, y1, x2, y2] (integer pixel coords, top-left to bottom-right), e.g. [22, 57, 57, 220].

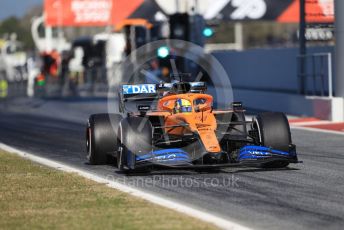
[86, 78, 299, 172]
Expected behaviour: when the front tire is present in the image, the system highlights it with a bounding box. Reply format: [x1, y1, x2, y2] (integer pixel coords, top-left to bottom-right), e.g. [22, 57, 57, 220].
[86, 113, 122, 165]
[254, 112, 291, 168]
[118, 117, 153, 171]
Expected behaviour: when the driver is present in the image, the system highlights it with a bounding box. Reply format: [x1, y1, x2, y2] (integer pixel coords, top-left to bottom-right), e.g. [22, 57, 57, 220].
[175, 99, 192, 113]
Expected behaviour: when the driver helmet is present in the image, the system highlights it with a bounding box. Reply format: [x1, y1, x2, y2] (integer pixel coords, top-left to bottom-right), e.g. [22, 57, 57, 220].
[175, 99, 192, 113]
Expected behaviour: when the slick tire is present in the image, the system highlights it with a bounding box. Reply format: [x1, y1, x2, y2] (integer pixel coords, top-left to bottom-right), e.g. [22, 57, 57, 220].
[254, 112, 292, 168]
[118, 117, 153, 171]
[86, 113, 122, 165]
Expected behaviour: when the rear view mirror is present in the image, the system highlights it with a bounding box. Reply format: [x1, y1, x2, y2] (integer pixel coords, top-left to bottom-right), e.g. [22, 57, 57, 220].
[195, 104, 208, 112]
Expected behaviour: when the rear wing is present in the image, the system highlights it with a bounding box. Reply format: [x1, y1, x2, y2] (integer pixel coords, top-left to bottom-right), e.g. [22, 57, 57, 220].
[119, 82, 207, 112]
[121, 82, 207, 101]
[157, 82, 207, 94]
[121, 84, 158, 102]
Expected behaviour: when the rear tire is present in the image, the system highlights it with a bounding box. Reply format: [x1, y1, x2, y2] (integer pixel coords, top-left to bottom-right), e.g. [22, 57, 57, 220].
[86, 113, 122, 165]
[254, 112, 291, 168]
[118, 117, 152, 171]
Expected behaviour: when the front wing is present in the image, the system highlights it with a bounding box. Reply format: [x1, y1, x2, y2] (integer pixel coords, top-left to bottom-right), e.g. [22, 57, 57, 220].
[133, 145, 300, 169]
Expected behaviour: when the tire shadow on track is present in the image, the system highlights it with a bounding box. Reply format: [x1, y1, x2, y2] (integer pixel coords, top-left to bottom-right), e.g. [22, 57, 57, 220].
[111, 167, 300, 177]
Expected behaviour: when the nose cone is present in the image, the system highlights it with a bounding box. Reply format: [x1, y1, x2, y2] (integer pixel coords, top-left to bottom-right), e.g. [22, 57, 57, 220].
[198, 128, 221, 153]
[193, 113, 221, 153]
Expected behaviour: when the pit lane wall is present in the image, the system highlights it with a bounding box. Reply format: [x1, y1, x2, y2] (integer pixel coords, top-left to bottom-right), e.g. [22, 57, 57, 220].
[212, 46, 344, 121]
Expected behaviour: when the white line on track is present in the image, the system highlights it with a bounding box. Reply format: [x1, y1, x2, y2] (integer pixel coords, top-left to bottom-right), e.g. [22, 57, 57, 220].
[245, 115, 344, 136]
[0, 143, 252, 230]
[289, 121, 333, 126]
[291, 126, 344, 136]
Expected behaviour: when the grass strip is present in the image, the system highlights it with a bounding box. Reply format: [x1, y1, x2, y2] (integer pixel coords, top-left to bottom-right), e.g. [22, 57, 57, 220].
[0, 150, 217, 230]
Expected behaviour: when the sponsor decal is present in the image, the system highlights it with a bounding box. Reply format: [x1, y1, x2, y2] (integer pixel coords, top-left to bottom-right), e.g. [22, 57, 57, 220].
[155, 154, 177, 161]
[138, 105, 151, 111]
[239, 145, 291, 160]
[230, 0, 267, 20]
[247, 150, 270, 155]
[71, 0, 112, 24]
[277, 0, 334, 23]
[44, 0, 144, 26]
[136, 149, 191, 163]
[122, 84, 156, 94]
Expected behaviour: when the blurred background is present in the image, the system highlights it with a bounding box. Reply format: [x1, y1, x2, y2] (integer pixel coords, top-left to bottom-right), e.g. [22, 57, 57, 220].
[0, 0, 341, 121]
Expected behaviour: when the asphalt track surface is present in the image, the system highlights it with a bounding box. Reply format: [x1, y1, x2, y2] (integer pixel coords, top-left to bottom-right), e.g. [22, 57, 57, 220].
[0, 98, 343, 230]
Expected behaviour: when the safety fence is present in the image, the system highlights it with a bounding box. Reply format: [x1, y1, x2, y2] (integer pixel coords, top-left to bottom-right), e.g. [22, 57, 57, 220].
[297, 52, 333, 97]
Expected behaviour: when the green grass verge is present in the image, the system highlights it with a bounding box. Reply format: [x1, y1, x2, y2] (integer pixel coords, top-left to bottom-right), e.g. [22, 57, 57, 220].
[0, 150, 217, 230]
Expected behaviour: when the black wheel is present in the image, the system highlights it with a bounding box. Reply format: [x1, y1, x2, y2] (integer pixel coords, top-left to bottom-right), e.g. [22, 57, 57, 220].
[254, 112, 291, 168]
[118, 117, 152, 171]
[86, 113, 122, 165]
[255, 112, 291, 151]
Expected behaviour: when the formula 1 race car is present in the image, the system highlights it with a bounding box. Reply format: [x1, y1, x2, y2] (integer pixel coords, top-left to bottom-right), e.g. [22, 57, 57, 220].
[86, 77, 299, 172]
